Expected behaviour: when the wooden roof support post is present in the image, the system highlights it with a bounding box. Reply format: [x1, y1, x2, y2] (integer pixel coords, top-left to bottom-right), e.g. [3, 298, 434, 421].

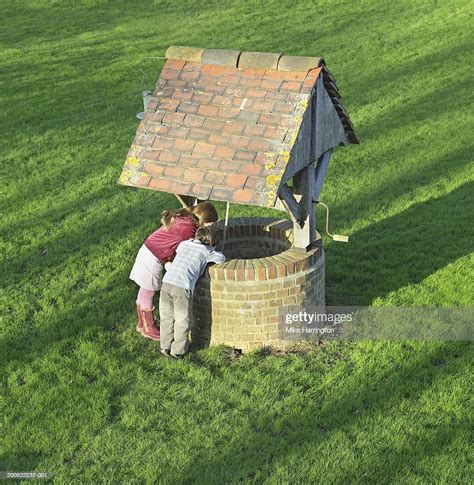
[292, 161, 317, 250]
[289, 91, 318, 251]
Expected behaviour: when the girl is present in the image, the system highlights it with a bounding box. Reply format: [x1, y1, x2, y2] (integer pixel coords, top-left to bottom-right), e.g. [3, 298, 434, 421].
[130, 202, 218, 341]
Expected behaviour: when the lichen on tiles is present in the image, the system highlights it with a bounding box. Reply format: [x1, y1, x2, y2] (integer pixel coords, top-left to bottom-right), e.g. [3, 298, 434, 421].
[119, 169, 134, 184]
[127, 156, 140, 167]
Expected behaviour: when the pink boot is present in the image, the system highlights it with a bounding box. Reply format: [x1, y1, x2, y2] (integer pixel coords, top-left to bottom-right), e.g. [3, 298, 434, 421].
[141, 307, 161, 341]
[136, 304, 145, 333]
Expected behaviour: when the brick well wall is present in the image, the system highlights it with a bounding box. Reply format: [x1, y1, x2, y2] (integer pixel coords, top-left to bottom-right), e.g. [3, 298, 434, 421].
[191, 217, 325, 352]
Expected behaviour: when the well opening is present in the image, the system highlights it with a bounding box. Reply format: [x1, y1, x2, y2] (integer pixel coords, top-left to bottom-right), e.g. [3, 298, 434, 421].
[213, 217, 292, 259]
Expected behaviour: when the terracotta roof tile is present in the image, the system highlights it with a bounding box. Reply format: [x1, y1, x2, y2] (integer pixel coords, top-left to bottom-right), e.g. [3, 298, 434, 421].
[119, 46, 358, 207]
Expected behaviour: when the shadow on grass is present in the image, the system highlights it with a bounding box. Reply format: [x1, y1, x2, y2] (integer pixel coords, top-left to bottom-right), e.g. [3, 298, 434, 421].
[345, 38, 472, 112]
[0, 0, 239, 51]
[329, 143, 472, 231]
[182, 342, 470, 482]
[0, 451, 43, 475]
[0, 2, 127, 49]
[326, 181, 473, 305]
[2, 187, 177, 287]
[1, 266, 132, 370]
[0, 188, 178, 370]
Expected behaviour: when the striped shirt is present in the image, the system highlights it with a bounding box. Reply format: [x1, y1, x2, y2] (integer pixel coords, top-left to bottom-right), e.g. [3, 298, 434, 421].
[162, 239, 226, 292]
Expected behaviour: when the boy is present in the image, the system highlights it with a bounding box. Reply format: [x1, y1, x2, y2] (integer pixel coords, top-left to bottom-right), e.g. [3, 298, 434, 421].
[159, 226, 226, 358]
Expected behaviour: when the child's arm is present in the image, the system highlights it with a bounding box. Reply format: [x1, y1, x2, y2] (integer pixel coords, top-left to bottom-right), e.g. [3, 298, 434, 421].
[207, 249, 226, 264]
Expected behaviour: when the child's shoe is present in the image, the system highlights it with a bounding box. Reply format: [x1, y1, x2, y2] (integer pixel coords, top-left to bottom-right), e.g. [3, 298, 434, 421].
[141, 307, 161, 341]
[136, 304, 144, 333]
[161, 349, 183, 359]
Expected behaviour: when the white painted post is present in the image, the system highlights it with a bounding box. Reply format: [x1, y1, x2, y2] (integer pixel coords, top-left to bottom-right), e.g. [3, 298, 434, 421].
[175, 194, 197, 208]
[292, 161, 317, 250]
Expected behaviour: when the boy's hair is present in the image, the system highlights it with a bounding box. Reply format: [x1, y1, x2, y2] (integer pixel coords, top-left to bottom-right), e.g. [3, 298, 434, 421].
[195, 226, 216, 246]
[160, 202, 218, 230]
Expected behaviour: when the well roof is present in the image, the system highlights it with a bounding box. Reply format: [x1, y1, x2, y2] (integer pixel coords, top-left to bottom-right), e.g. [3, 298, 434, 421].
[119, 46, 357, 207]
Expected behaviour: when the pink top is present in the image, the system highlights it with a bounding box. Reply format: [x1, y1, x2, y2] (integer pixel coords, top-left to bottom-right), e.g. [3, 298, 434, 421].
[144, 215, 197, 263]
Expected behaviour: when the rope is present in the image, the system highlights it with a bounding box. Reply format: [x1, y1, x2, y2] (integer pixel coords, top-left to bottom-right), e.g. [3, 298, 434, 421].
[221, 201, 230, 251]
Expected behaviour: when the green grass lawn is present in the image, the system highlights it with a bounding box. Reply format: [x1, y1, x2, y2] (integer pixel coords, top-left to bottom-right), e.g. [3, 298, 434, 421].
[1, 0, 473, 482]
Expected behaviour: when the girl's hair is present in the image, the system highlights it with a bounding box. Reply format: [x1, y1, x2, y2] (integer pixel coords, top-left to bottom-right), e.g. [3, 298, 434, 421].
[160, 202, 218, 230]
[190, 201, 218, 227]
[160, 207, 197, 230]
[195, 226, 216, 246]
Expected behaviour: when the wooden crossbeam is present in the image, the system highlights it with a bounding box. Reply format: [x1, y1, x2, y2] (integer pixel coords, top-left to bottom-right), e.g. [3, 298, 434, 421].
[278, 183, 302, 224]
[278, 161, 318, 250]
[175, 194, 206, 207]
